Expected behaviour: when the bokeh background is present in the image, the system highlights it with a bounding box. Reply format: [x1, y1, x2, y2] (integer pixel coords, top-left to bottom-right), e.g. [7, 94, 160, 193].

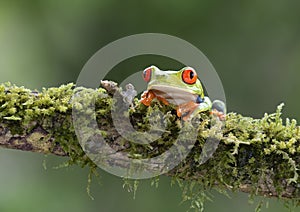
[0, 1, 300, 211]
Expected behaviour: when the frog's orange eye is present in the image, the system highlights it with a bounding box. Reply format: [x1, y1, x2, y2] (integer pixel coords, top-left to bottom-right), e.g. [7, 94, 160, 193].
[182, 68, 197, 84]
[143, 67, 152, 82]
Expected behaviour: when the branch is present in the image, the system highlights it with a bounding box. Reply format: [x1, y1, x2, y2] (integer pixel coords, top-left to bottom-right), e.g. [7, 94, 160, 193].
[0, 82, 299, 202]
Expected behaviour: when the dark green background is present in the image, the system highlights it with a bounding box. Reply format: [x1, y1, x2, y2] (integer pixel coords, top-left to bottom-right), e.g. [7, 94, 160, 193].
[0, 1, 299, 211]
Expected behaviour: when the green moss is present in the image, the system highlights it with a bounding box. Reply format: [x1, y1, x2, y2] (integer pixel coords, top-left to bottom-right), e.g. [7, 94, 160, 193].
[0, 83, 299, 211]
[0, 83, 95, 167]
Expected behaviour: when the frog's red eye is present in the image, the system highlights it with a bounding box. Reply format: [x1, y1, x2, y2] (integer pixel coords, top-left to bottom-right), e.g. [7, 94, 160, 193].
[143, 67, 152, 82]
[182, 68, 197, 84]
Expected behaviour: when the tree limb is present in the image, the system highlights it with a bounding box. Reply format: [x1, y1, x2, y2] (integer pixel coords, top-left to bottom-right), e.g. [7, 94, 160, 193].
[0, 82, 299, 202]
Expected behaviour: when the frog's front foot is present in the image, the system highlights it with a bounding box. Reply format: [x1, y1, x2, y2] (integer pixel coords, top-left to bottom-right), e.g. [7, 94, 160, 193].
[140, 90, 155, 106]
[177, 97, 213, 121]
[176, 101, 199, 121]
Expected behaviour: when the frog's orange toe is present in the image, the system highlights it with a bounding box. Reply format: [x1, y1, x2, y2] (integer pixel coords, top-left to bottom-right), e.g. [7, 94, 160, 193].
[176, 108, 182, 117]
[140, 98, 151, 106]
[210, 109, 226, 121]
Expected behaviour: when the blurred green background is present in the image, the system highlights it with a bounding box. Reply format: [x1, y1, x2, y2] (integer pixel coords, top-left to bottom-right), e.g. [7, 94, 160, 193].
[0, 1, 300, 211]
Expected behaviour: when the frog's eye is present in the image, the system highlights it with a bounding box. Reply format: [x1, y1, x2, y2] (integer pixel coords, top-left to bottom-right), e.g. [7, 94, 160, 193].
[182, 68, 197, 84]
[143, 67, 152, 82]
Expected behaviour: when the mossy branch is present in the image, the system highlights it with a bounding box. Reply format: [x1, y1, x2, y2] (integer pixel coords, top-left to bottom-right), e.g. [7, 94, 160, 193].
[0, 82, 299, 203]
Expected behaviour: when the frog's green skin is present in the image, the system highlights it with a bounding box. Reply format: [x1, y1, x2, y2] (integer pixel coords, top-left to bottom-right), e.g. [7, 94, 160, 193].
[140, 65, 213, 120]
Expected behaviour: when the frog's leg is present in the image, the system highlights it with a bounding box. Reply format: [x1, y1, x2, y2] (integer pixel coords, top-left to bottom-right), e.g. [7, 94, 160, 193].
[177, 97, 212, 121]
[156, 96, 169, 106]
[140, 90, 169, 106]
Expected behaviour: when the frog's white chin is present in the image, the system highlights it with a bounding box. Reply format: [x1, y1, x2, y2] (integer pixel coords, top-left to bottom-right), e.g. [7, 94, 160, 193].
[149, 85, 198, 105]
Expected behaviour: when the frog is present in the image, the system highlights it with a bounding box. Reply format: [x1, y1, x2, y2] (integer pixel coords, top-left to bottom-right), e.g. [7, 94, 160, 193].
[140, 65, 225, 121]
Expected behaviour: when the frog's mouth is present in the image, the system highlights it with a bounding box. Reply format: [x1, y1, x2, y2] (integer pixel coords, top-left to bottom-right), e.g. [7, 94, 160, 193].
[149, 85, 198, 105]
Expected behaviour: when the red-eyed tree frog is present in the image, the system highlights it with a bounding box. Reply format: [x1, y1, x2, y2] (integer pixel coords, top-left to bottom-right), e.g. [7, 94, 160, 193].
[140, 65, 225, 121]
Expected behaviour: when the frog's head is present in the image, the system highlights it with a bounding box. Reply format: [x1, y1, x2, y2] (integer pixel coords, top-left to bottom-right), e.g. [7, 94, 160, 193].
[142, 65, 205, 98]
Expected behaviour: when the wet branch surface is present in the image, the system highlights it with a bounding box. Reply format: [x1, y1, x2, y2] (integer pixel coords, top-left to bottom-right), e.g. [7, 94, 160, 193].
[0, 82, 299, 201]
